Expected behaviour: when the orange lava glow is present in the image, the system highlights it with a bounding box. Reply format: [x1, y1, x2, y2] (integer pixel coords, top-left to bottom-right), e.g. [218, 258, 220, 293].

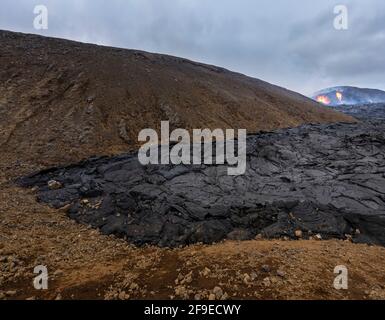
[316, 95, 331, 105]
[336, 91, 343, 102]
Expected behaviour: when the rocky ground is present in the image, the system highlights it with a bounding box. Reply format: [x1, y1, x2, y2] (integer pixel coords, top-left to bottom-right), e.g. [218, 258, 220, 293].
[332, 103, 385, 120]
[2, 184, 385, 300]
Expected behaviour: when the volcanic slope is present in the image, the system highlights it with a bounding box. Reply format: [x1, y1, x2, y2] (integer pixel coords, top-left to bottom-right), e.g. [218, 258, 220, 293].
[0, 30, 354, 175]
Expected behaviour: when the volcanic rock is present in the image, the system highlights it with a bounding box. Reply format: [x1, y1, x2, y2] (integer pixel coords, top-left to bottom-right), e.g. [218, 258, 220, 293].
[213, 286, 223, 299]
[295, 230, 303, 238]
[47, 180, 62, 190]
[18, 120, 385, 247]
[331, 103, 385, 120]
[276, 270, 286, 278]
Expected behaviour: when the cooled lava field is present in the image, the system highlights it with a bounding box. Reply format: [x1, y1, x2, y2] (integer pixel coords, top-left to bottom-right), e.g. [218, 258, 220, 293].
[332, 103, 385, 120]
[19, 118, 385, 247]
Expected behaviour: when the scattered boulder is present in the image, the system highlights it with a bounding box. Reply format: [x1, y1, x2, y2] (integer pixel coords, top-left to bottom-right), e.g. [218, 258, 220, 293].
[208, 293, 216, 300]
[5, 290, 16, 297]
[243, 273, 252, 284]
[47, 180, 62, 190]
[314, 234, 322, 241]
[174, 286, 189, 299]
[276, 270, 286, 278]
[227, 229, 253, 241]
[86, 95, 95, 103]
[201, 267, 211, 277]
[261, 265, 271, 273]
[213, 286, 223, 299]
[262, 277, 271, 287]
[295, 230, 303, 239]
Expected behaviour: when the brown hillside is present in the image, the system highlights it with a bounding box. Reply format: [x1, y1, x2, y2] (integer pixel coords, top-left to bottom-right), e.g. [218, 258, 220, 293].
[0, 30, 354, 172]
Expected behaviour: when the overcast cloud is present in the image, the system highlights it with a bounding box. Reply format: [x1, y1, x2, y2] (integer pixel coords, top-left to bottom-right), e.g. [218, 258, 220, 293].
[0, 0, 384, 95]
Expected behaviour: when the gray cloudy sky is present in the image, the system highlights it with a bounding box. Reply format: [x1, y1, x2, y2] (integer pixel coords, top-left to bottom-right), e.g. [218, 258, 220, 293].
[1, 0, 384, 95]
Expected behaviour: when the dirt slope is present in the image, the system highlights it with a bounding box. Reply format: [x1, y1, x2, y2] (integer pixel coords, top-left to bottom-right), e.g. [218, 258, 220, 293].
[0, 30, 354, 172]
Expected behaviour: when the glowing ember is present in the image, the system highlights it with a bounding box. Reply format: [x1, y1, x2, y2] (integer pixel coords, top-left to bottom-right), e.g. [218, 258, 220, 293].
[316, 95, 331, 105]
[336, 91, 343, 102]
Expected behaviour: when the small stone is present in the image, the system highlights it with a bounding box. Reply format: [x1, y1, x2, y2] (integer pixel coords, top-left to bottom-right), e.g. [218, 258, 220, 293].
[208, 293, 216, 300]
[227, 229, 251, 241]
[213, 286, 223, 299]
[261, 264, 271, 273]
[177, 273, 184, 280]
[221, 292, 229, 300]
[295, 230, 303, 238]
[58, 204, 71, 213]
[48, 180, 62, 190]
[86, 95, 95, 103]
[9, 261, 16, 270]
[118, 291, 127, 300]
[5, 290, 16, 297]
[262, 277, 271, 287]
[314, 234, 322, 240]
[129, 282, 139, 291]
[55, 294, 62, 300]
[243, 273, 251, 284]
[270, 276, 279, 284]
[202, 267, 211, 277]
[175, 286, 187, 298]
[194, 293, 201, 300]
[277, 270, 286, 278]
[81, 199, 89, 205]
[179, 271, 193, 285]
[183, 272, 193, 284]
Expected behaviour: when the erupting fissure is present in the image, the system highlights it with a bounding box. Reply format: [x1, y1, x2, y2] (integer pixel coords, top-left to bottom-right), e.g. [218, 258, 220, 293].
[316, 95, 331, 105]
[336, 91, 343, 102]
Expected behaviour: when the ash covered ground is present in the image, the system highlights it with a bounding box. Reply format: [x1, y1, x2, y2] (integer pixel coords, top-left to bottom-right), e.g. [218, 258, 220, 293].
[19, 111, 385, 247]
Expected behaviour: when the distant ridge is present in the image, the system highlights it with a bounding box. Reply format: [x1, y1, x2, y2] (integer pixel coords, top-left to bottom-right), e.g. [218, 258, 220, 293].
[313, 86, 385, 106]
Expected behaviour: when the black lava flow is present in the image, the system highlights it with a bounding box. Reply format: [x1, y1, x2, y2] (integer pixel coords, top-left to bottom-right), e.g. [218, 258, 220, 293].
[18, 118, 385, 247]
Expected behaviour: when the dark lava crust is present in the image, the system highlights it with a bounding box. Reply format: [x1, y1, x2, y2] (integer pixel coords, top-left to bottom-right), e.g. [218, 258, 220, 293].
[18, 120, 385, 247]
